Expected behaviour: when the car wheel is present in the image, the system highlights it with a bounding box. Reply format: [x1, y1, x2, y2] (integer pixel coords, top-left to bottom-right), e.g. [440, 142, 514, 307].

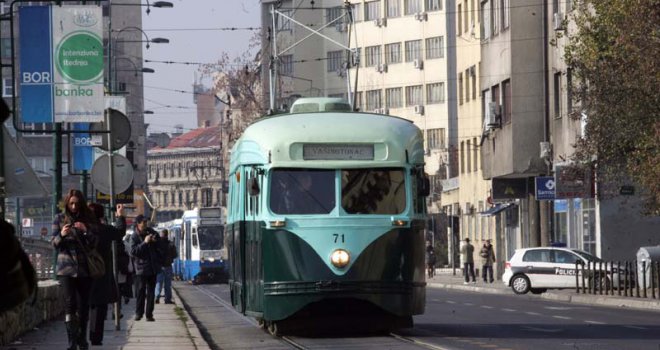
[530, 288, 547, 294]
[511, 274, 531, 294]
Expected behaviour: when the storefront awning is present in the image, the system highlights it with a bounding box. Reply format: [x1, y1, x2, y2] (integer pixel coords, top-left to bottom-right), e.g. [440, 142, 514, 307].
[479, 203, 513, 217]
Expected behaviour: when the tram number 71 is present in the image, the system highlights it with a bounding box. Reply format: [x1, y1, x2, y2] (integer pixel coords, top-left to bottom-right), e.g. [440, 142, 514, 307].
[333, 233, 345, 243]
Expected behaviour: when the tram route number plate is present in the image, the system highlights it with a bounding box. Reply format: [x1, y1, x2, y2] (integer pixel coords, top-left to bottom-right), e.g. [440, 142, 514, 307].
[303, 143, 374, 160]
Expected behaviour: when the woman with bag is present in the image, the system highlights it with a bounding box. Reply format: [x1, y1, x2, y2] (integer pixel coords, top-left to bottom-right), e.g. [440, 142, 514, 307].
[52, 189, 99, 350]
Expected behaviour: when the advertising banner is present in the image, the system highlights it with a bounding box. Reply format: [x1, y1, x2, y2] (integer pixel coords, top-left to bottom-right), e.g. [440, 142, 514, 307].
[72, 123, 97, 171]
[535, 176, 556, 200]
[19, 5, 104, 123]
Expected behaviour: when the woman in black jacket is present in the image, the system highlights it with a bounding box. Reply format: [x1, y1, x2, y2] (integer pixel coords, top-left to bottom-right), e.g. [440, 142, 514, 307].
[51, 189, 98, 350]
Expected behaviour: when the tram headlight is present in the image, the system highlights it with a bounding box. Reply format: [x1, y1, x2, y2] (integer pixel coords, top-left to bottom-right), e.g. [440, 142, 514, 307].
[330, 249, 350, 268]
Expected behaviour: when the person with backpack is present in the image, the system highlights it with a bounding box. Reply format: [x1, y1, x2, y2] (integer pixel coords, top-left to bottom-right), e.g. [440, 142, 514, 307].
[86, 203, 126, 346]
[52, 189, 99, 350]
[480, 239, 496, 283]
[155, 229, 178, 304]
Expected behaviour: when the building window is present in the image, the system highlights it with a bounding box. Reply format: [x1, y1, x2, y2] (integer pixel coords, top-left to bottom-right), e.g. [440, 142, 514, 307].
[178, 191, 183, 207]
[326, 6, 343, 23]
[404, 0, 422, 15]
[465, 68, 470, 102]
[471, 65, 477, 100]
[491, 0, 499, 35]
[566, 69, 573, 116]
[277, 9, 292, 31]
[365, 0, 381, 20]
[354, 91, 364, 111]
[386, 87, 403, 108]
[405, 85, 423, 106]
[502, 79, 511, 124]
[464, 1, 469, 33]
[492, 84, 500, 120]
[2, 78, 13, 97]
[458, 3, 463, 36]
[386, 0, 400, 17]
[501, 0, 509, 29]
[482, 88, 491, 128]
[426, 0, 441, 11]
[365, 45, 381, 67]
[554, 72, 562, 118]
[426, 128, 446, 149]
[460, 141, 465, 174]
[404, 40, 422, 62]
[466, 139, 471, 172]
[351, 3, 362, 22]
[1, 38, 11, 59]
[365, 89, 382, 111]
[163, 193, 168, 207]
[280, 54, 293, 76]
[385, 42, 401, 64]
[481, 0, 491, 40]
[473, 137, 479, 171]
[327, 50, 343, 72]
[425, 36, 444, 59]
[458, 72, 463, 105]
[426, 82, 445, 104]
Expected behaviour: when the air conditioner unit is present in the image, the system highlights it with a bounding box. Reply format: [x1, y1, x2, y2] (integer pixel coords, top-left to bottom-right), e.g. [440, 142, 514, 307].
[377, 63, 388, 73]
[378, 17, 387, 27]
[413, 59, 424, 70]
[415, 12, 428, 21]
[553, 12, 563, 31]
[336, 69, 345, 77]
[486, 102, 500, 128]
[540, 141, 553, 160]
[381, 108, 389, 115]
[414, 105, 425, 115]
[488, 101, 500, 118]
[335, 22, 347, 32]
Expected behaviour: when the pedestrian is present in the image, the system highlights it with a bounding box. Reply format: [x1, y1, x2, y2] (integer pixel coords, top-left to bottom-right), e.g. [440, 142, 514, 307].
[480, 239, 496, 283]
[425, 241, 436, 278]
[460, 237, 476, 284]
[128, 215, 164, 322]
[51, 189, 98, 350]
[155, 229, 178, 304]
[86, 203, 126, 346]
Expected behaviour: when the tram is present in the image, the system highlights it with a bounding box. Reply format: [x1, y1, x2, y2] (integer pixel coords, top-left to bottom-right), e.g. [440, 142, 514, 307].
[226, 98, 429, 335]
[168, 207, 227, 284]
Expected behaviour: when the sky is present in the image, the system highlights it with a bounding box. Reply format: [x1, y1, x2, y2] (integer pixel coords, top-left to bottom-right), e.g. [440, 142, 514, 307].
[141, 0, 261, 134]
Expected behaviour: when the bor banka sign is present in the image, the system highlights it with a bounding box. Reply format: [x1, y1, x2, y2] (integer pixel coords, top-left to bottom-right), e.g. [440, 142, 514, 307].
[19, 5, 104, 123]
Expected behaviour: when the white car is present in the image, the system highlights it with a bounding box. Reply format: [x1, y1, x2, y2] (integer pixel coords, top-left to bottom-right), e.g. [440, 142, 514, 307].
[502, 247, 633, 294]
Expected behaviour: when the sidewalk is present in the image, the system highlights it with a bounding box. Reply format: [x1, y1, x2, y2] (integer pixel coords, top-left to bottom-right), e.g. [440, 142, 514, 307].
[1, 290, 209, 350]
[427, 268, 660, 311]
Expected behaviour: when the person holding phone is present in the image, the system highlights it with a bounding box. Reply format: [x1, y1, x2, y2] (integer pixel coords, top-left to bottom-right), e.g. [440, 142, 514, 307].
[127, 215, 163, 322]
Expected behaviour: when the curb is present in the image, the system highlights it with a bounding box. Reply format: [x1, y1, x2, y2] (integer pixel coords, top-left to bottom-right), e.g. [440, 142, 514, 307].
[172, 287, 212, 350]
[428, 280, 660, 312]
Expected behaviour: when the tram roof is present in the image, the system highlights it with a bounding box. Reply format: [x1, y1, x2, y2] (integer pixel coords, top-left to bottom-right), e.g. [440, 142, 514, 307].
[229, 111, 424, 172]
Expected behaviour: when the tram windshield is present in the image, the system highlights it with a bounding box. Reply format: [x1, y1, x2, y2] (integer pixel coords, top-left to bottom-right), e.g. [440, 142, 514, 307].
[341, 168, 406, 214]
[197, 226, 223, 250]
[270, 169, 336, 214]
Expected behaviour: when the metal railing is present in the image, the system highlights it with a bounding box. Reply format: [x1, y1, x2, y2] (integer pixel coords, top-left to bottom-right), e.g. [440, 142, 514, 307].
[20, 236, 55, 280]
[575, 260, 660, 299]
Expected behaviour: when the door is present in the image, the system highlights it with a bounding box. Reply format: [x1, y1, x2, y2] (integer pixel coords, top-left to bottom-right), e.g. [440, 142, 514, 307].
[521, 249, 554, 288]
[552, 250, 581, 288]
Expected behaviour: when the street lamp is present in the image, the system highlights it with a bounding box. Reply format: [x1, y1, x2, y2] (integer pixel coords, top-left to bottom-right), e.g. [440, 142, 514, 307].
[113, 57, 154, 92]
[113, 26, 170, 49]
[112, 1, 174, 15]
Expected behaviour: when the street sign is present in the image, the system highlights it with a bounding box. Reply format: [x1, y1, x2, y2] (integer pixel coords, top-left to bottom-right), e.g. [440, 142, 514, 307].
[90, 109, 131, 151]
[19, 5, 104, 123]
[22, 218, 33, 227]
[72, 123, 97, 171]
[535, 176, 555, 200]
[492, 178, 528, 200]
[90, 154, 134, 194]
[555, 165, 592, 199]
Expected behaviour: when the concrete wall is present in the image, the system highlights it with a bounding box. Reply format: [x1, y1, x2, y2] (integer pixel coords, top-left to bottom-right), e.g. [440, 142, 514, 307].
[0, 281, 65, 346]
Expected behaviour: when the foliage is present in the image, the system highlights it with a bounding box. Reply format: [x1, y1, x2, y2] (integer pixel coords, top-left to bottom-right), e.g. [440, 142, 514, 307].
[564, 0, 660, 214]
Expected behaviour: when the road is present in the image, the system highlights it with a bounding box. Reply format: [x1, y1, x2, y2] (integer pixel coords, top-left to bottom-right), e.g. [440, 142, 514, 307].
[174, 282, 660, 350]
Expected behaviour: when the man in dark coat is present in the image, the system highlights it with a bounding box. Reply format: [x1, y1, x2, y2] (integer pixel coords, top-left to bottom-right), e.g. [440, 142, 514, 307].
[155, 229, 178, 304]
[128, 215, 163, 321]
[87, 203, 126, 345]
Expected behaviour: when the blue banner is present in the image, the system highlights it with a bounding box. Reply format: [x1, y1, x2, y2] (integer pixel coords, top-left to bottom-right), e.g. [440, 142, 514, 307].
[72, 123, 94, 171]
[19, 6, 54, 123]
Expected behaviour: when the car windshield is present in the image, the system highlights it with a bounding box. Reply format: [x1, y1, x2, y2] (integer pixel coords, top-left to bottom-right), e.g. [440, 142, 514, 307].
[341, 168, 406, 214]
[572, 249, 602, 262]
[270, 169, 336, 215]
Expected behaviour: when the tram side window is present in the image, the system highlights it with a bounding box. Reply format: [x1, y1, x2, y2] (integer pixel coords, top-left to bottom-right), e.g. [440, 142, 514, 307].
[192, 227, 198, 248]
[270, 169, 335, 215]
[341, 168, 406, 214]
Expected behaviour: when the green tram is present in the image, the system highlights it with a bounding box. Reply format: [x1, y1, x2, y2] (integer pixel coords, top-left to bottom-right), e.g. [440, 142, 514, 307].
[226, 98, 429, 335]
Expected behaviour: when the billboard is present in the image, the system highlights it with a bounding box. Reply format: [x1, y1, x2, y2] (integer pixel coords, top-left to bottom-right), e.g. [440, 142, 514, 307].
[19, 5, 104, 123]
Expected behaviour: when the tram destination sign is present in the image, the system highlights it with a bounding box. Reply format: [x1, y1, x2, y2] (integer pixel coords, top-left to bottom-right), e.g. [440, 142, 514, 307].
[303, 143, 374, 160]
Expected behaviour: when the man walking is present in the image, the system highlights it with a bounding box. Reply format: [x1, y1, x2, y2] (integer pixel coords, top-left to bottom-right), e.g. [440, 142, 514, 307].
[128, 215, 163, 322]
[480, 239, 496, 283]
[155, 229, 178, 304]
[460, 237, 476, 284]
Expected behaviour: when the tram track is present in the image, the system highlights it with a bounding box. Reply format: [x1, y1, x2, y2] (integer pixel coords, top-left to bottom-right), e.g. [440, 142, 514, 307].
[189, 285, 451, 350]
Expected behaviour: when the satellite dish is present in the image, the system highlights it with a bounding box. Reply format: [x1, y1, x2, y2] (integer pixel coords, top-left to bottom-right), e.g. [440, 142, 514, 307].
[90, 154, 134, 194]
[90, 108, 131, 151]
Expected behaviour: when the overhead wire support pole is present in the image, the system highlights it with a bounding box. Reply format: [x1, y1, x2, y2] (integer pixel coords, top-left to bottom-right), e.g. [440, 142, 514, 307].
[269, 4, 277, 112]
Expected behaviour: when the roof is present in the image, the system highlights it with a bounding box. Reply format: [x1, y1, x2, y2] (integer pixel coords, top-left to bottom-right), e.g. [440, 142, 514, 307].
[161, 126, 221, 149]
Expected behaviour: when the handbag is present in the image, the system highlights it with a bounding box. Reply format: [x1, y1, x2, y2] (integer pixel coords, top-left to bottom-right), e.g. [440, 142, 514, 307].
[75, 232, 106, 279]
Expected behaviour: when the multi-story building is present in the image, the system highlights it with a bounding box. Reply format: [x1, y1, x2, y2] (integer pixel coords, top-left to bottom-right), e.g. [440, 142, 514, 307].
[147, 125, 224, 223]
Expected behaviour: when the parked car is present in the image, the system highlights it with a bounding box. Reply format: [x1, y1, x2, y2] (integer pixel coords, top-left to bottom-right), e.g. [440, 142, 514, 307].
[503, 247, 633, 294]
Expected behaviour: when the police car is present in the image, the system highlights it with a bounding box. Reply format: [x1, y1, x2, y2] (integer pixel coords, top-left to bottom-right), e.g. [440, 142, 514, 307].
[503, 247, 630, 294]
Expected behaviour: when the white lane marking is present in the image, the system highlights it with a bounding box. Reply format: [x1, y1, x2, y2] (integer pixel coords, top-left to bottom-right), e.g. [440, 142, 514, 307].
[431, 298, 440, 302]
[481, 305, 494, 309]
[553, 315, 572, 320]
[544, 306, 575, 310]
[584, 320, 606, 325]
[502, 308, 516, 312]
[624, 325, 647, 330]
[525, 311, 541, 316]
[463, 302, 474, 306]
[446, 300, 456, 304]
